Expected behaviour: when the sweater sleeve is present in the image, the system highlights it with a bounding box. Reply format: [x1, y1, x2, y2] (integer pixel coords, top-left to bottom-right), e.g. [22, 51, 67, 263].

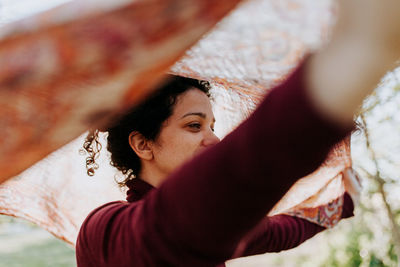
[76, 59, 353, 267]
[230, 192, 354, 258]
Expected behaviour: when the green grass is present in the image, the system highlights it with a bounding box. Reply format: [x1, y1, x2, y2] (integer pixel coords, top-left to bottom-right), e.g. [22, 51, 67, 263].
[0, 236, 75, 267]
[0, 215, 76, 267]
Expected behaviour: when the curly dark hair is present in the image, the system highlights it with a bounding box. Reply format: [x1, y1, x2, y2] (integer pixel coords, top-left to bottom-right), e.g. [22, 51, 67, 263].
[82, 75, 210, 187]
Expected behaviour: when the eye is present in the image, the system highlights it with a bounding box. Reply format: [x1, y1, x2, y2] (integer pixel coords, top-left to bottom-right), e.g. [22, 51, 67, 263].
[187, 122, 202, 131]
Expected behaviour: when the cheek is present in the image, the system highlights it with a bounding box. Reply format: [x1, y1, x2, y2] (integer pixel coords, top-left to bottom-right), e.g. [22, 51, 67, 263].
[170, 134, 202, 160]
[178, 133, 204, 154]
[157, 133, 203, 169]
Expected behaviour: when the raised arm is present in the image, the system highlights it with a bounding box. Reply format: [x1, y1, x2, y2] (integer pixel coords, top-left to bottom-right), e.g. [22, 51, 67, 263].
[231, 193, 354, 258]
[137, 0, 400, 262]
[96, 60, 351, 266]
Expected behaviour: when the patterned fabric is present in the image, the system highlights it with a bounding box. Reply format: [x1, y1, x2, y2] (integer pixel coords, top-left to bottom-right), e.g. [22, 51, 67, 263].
[268, 139, 352, 217]
[0, 0, 352, 247]
[0, 0, 243, 183]
[286, 194, 345, 229]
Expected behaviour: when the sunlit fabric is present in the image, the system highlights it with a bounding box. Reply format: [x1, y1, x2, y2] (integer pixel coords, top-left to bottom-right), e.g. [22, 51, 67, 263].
[0, 0, 243, 183]
[0, 0, 352, 248]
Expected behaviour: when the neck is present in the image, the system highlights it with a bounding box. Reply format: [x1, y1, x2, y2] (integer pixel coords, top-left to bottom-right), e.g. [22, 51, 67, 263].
[139, 164, 166, 188]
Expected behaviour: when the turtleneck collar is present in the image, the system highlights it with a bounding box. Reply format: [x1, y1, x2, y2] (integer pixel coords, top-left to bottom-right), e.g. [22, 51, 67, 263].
[126, 178, 154, 203]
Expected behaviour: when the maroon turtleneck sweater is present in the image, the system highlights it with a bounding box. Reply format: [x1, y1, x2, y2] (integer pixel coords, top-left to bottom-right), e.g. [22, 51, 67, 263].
[76, 60, 353, 267]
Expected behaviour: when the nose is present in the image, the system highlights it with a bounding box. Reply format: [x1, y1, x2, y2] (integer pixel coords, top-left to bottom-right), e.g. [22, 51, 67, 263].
[202, 130, 220, 147]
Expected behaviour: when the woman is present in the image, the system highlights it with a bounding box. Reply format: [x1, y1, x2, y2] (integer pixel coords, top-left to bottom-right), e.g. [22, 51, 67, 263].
[76, 0, 400, 265]
[76, 74, 355, 267]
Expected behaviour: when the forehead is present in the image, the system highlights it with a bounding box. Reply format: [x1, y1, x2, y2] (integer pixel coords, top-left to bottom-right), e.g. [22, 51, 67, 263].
[171, 88, 213, 117]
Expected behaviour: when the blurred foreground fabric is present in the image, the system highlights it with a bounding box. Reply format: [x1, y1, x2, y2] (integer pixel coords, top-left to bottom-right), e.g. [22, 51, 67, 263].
[0, 0, 353, 250]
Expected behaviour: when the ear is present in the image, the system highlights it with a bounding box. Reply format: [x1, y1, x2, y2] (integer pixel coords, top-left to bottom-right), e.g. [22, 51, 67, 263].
[128, 131, 153, 161]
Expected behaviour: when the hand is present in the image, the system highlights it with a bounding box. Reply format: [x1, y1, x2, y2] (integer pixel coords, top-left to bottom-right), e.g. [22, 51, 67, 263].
[306, 0, 400, 127]
[336, 0, 400, 51]
[343, 168, 362, 205]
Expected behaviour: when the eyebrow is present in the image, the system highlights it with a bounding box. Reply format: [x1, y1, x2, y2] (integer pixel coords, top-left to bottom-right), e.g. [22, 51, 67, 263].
[181, 112, 206, 119]
[181, 112, 216, 123]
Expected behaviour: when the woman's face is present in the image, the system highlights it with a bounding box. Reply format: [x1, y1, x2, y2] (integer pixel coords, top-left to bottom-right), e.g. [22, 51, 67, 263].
[150, 88, 220, 180]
